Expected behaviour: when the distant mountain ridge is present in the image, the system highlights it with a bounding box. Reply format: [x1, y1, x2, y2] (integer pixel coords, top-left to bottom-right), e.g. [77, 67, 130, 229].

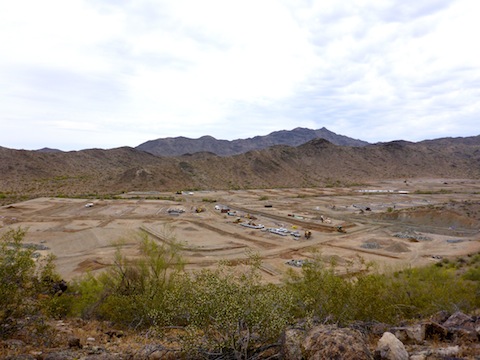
[1, 135, 479, 201]
[136, 127, 369, 156]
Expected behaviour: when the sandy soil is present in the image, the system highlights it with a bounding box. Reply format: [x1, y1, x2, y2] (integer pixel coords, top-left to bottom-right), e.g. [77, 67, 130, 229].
[1, 178, 479, 282]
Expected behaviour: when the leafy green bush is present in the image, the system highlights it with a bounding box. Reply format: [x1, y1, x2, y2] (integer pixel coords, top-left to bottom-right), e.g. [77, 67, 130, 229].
[0, 228, 65, 338]
[463, 267, 480, 281]
[73, 232, 185, 328]
[171, 260, 295, 358]
[285, 257, 355, 324]
[73, 238, 294, 357]
[285, 256, 480, 325]
[0, 228, 37, 332]
[390, 266, 479, 318]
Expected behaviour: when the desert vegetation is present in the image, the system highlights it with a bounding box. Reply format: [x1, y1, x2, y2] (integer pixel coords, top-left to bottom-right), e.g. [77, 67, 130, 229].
[2, 227, 480, 358]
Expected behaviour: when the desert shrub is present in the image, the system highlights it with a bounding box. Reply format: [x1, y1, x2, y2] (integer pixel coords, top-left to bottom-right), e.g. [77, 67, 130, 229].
[285, 256, 480, 325]
[285, 257, 354, 324]
[68, 273, 106, 319]
[0, 228, 65, 338]
[349, 273, 402, 323]
[389, 266, 478, 317]
[34, 253, 73, 319]
[0, 228, 38, 333]
[73, 242, 295, 357]
[463, 267, 480, 281]
[171, 259, 295, 358]
[73, 232, 185, 328]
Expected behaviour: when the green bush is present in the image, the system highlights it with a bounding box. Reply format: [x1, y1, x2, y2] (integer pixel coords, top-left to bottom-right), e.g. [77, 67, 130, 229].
[0, 228, 37, 332]
[0, 228, 64, 338]
[285, 256, 480, 325]
[285, 257, 354, 324]
[172, 260, 295, 358]
[463, 267, 480, 281]
[73, 232, 185, 328]
[390, 266, 478, 318]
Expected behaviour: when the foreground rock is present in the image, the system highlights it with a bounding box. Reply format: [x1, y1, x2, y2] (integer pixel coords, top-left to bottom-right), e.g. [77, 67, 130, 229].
[2, 312, 480, 359]
[282, 325, 372, 359]
[374, 332, 408, 360]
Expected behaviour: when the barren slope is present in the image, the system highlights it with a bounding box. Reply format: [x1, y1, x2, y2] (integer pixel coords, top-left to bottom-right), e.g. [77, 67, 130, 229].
[0, 137, 479, 202]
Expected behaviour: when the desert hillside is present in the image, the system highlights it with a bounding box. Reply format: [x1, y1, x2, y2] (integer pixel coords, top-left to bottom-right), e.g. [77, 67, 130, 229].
[1, 136, 480, 201]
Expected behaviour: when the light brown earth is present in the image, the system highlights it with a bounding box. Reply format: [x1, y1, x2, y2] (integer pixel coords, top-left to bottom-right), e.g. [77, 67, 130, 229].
[1, 178, 479, 282]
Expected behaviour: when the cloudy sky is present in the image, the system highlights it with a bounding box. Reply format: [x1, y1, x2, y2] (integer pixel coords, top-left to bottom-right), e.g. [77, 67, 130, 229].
[1, 0, 479, 150]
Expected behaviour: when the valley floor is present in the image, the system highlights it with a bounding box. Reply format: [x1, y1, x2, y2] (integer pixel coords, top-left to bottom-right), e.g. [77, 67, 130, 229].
[1, 178, 479, 281]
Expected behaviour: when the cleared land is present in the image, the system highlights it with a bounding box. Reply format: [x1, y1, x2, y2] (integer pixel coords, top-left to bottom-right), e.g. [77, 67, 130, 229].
[1, 178, 479, 282]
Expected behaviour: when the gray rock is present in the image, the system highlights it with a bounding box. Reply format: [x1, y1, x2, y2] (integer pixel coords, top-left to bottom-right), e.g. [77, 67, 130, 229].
[374, 332, 408, 360]
[391, 324, 425, 344]
[434, 345, 460, 357]
[451, 327, 478, 342]
[2, 339, 26, 349]
[44, 351, 76, 360]
[4, 355, 36, 360]
[409, 355, 426, 360]
[302, 325, 372, 360]
[443, 311, 473, 329]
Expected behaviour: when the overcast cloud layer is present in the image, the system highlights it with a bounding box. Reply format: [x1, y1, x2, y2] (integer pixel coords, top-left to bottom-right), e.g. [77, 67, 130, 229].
[1, 0, 479, 150]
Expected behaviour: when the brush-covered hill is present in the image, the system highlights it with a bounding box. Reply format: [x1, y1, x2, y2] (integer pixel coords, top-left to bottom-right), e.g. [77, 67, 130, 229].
[136, 127, 369, 156]
[1, 135, 479, 201]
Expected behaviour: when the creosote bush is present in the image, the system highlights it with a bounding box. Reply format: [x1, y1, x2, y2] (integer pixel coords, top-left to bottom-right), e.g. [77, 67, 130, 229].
[0, 228, 64, 340]
[284, 255, 480, 325]
[170, 258, 295, 358]
[72, 231, 185, 328]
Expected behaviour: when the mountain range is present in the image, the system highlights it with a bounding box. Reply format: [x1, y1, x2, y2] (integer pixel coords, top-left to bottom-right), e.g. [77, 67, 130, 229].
[1, 127, 479, 202]
[135, 127, 369, 156]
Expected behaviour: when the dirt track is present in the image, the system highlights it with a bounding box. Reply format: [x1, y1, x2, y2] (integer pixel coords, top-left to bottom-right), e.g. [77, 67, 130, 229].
[1, 178, 479, 282]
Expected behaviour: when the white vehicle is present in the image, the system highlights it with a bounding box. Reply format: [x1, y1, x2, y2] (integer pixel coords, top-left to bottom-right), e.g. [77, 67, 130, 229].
[85, 203, 94, 208]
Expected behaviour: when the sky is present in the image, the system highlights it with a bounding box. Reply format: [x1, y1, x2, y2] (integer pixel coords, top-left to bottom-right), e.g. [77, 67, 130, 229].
[1, 0, 479, 151]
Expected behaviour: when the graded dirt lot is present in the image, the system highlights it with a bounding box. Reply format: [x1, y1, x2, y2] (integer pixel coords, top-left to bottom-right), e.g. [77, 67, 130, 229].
[1, 178, 480, 282]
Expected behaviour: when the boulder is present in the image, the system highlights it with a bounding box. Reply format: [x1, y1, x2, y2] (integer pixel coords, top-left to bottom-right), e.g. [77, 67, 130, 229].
[391, 324, 425, 344]
[442, 311, 478, 342]
[374, 332, 408, 360]
[443, 311, 474, 329]
[302, 325, 372, 360]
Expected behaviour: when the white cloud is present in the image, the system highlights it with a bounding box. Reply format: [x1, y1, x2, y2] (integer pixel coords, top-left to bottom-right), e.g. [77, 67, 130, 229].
[0, 0, 479, 150]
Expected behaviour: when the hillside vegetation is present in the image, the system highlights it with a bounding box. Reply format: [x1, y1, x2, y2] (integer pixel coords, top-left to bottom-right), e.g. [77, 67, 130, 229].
[1, 228, 480, 358]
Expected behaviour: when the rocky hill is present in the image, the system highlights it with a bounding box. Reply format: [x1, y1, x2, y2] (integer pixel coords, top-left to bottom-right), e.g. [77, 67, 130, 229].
[0, 135, 479, 200]
[136, 127, 369, 156]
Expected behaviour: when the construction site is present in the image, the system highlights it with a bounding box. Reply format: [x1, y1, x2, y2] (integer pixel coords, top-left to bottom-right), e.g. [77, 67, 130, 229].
[1, 178, 479, 282]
